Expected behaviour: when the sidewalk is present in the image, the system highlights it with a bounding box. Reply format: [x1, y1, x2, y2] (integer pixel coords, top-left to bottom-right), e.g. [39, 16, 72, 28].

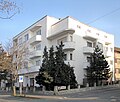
[17, 94, 98, 100]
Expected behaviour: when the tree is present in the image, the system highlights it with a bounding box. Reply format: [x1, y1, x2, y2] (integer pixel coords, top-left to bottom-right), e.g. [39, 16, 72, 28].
[36, 42, 77, 91]
[85, 45, 110, 86]
[2, 40, 31, 95]
[0, 0, 19, 19]
[0, 44, 13, 90]
[35, 46, 53, 88]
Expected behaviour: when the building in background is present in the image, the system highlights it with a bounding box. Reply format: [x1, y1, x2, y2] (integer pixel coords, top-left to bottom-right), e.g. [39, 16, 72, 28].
[114, 47, 120, 81]
[12, 15, 114, 89]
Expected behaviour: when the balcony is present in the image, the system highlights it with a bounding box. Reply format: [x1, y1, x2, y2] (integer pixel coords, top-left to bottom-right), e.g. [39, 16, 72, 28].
[29, 50, 42, 59]
[65, 60, 75, 67]
[83, 62, 90, 68]
[63, 41, 75, 50]
[104, 51, 112, 58]
[30, 25, 41, 32]
[105, 40, 111, 45]
[18, 66, 40, 74]
[29, 35, 41, 45]
[47, 29, 75, 40]
[83, 46, 94, 54]
[83, 31, 98, 41]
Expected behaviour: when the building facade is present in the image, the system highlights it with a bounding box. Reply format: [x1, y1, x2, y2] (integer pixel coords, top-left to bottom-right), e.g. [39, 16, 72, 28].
[114, 47, 120, 81]
[12, 15, 114, 88]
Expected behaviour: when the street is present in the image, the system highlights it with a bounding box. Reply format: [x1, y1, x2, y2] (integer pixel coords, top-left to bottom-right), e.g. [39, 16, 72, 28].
[0, 86, 120, 102]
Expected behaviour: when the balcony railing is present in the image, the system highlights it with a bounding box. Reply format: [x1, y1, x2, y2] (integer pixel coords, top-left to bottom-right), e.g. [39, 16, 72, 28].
[18, 66, 40, 74]
[63, 41, 75, 50]
[29, 35, 41, 45]
[83, 46, 94, 54]
[29, 50, 42, 59]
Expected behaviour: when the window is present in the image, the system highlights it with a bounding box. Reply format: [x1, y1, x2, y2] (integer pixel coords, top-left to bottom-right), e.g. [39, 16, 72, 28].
[110, 48, 113, 52]
[70, 53, 73, 60]
[18, 37, 22, 45]
[36, 44, 41, 50]
[57, 37, 67, 44]
[117, 59, 120, 64]
[70, 36, 73, 41]
[24, 62, 28, 68]
[24, 34, 29, 42]
[96, 33, 99, 36]
[87, 29, 91, 33]
[116, 69, 120, 74]
[30, 78, 34, 86]
[77, 25, 81, 29]
[36, 60, 41, 66]
[87, 56, 91, 62]
[87, 41, 92, 47]
[105, 47, 108, 51]
[16, 54, 17, 58]
[64, 54, 67, 60]
[104, 35, 107, 38]
[36, 30, 41, 35]
[115, 58, 117, 63]
[110, 60, 113, 65]
[97, 42, 103, 50]
[118, 69, 120, 73]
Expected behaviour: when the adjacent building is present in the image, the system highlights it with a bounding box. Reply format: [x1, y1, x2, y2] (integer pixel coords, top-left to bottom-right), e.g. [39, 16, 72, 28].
[114, 47, 120, 81]
[12, 15, 114, 89]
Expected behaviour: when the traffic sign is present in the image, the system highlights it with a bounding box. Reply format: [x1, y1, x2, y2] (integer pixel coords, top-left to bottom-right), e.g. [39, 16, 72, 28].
[19, 76, 23, 82]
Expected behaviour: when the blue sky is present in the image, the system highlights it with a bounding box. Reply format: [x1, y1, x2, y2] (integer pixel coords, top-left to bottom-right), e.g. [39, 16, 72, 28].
[0, 0, 120, 47]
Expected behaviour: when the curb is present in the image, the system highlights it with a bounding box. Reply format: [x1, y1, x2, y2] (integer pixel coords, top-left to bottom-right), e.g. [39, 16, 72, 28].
[15, 94, 98, 100]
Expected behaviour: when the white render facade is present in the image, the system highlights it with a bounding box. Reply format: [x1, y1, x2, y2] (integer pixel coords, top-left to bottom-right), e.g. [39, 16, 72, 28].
[13, 15, 114, 88]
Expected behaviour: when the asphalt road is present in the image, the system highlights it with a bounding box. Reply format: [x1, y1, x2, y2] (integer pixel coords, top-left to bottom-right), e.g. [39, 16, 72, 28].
[0, 86, 120, 102]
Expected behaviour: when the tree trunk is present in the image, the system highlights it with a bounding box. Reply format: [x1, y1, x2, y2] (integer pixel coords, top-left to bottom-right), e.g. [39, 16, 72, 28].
[13, 85, 16, 96]
[19, 82, 22, 95]
[54, 86, 58, 95]
[67, 85, 70, 90]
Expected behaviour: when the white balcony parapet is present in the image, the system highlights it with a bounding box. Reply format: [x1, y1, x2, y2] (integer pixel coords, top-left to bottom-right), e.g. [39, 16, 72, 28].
[47, 29, 75, 40]
[65, 60, 75, 67]
[29, 50, 42, 59]
[29, 35, 41, 45]
[104, 51, 112, 58]
[18, 66, 40, 74]
[105, 39, 111, 45]
[63, 41, 75, 50]
[30, 25, 41, 32]
[83, 62, 90, 68]
[83, 31, 98, 41]
[83, 46, 94, 54]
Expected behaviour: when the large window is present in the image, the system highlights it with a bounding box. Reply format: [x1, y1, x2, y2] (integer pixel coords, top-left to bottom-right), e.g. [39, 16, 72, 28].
[24, 34, 29, 42]
[24, 61, 28, 68]
[57, 37, 67, 44]
[64, 54, 67, 61]
[36, 30, 41, 35]
[87, 56, 91, 62]
[36, 44, 41, 50]
[87, 41, 92, 47]
[36, 60, 41, 66]
[97, 42, 103, 50]
[70, 53, 73, 60]
[18, 37, 22, 45]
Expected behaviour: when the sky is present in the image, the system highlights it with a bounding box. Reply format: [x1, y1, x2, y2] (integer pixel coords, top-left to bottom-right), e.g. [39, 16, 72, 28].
[0, 0, 120, 47]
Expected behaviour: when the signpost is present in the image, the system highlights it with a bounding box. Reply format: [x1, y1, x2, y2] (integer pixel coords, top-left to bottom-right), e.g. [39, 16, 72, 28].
[19, 76, 23, 82]
[19, 76, 23, 95]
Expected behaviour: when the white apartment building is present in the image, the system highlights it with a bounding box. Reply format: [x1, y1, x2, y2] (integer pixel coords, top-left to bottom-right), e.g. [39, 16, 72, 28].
[13, 15, 114, 88]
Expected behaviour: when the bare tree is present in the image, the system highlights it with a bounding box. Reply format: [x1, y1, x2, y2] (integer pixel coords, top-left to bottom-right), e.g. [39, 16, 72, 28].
[0, 0, 19, 19]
